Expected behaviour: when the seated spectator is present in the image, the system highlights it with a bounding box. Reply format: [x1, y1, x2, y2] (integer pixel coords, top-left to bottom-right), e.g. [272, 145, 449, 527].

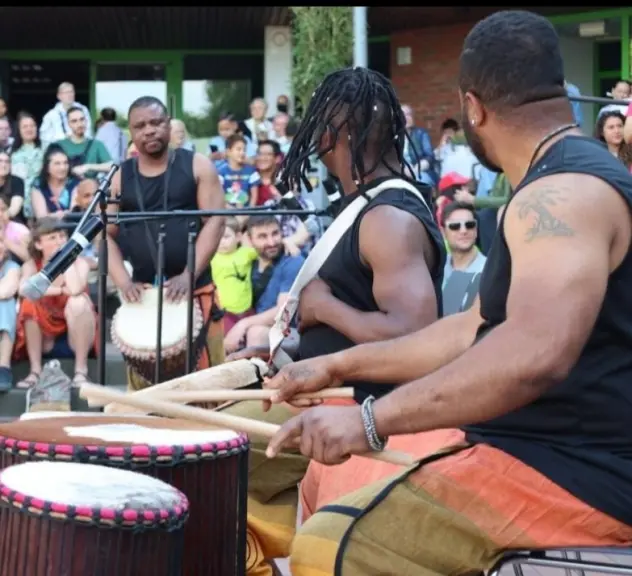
[597, 79, 630, 119]
[435, 172, 471, 227]
[255, 139, 283, 206]
[0, 151, 25, 224]
[126, 141, 140, 160]
[95, 107, 127, 164]
[170, 119, 195, 152]
[564, 79, 583, 128]
[13, 218, 97, 389]
[210, 217, 257, 334]
[401, 104, 437, 186]
[223, 215, 303, 353]
[282, 118, 299, 156]
[217, 134, 261, 227]
[11, 111, 45, 221]
[439, 130, 479, 179]
[433, 118, 460, 174]
[0, 197, 30, 265]
[0, 228, 21, 390]
[209, 113, 257, 166]
[441, 202, 487, 288]
[271, 112, 290, 150]
[595, 110, 632, 172]
[31, 145, 79, 220]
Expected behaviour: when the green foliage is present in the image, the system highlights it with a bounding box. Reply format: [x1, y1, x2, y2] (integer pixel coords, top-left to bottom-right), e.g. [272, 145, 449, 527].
[182, 81, 251, 139]
[291, 7, 354, 114]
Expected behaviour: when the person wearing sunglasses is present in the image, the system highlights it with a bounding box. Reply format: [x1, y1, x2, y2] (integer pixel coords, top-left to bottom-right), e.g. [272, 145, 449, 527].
[441, 201, 486, 287]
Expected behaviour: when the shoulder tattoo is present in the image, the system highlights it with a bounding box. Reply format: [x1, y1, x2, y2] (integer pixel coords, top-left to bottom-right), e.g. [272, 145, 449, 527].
[515, 188, 575, 242]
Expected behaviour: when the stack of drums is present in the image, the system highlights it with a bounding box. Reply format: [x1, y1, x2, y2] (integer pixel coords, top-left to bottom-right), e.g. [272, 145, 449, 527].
[0, 460, 188, 575]
[0, 414, 250, 576]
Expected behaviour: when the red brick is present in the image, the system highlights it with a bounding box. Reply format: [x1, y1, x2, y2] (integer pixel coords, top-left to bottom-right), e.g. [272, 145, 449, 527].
[391, 23, 474, 145]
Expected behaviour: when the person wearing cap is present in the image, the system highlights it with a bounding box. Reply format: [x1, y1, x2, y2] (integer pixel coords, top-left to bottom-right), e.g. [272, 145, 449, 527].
[435, 171, 472, 226]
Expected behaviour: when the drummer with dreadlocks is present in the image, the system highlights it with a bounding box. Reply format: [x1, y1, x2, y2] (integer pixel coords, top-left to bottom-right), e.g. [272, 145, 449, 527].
[223, 67, 446, 575]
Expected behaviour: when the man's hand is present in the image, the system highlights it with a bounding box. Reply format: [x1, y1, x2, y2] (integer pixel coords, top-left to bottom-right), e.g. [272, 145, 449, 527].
[298, 278, 332, 332]
[120, 282, 144, 303]
[266, 404, 370, 465]
[224, 320, 249, 354]
[164, 272, 191, 304]
[264, 356, 341, 411]
[455, 189, 476, 204]
[283, 238, 301, 257]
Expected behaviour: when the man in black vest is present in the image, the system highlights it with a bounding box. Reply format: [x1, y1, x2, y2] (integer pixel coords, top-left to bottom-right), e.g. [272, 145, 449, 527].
[266, 11, 632, 576]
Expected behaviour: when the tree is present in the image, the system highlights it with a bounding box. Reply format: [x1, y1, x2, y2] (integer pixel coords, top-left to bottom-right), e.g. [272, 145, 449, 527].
[290, 7, 354, 116]
[182, 81, 250, 139]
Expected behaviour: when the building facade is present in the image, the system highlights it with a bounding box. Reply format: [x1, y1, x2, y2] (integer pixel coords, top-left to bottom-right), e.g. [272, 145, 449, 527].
[0, 7, 629, 141]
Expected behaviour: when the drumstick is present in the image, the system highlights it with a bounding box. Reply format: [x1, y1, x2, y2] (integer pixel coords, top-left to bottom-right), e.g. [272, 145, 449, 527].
[97, 359, 269, 413]
[79, 383, 416, 468]
[93, 387, 356, 405]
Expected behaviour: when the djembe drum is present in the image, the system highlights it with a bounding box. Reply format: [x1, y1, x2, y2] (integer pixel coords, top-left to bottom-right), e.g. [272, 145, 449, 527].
[0, 460, 188, 576]
[111, 287, 204, 384]
[0, 415, 249, 576]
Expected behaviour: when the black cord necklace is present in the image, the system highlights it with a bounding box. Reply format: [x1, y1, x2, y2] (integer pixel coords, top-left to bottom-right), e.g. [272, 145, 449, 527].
[527, 123, 579, 171]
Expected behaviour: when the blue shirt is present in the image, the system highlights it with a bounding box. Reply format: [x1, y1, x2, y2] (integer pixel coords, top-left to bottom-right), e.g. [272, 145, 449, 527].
[216, 163, 261, 206]
[565, 82, 583, 128]
[252, 254, 304, 314]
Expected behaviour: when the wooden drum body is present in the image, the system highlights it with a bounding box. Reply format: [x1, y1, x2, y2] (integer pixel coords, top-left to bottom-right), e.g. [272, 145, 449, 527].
[0, 461, 188, 576]
[0, 415, 249, 576]
[111, 287, 204, 384]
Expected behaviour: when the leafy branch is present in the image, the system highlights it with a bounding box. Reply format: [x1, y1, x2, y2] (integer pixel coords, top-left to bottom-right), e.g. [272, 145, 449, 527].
[290, 7, 354, 114]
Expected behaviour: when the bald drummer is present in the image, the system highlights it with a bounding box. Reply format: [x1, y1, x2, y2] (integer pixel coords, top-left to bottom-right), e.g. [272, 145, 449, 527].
[263, 10, 632, 576]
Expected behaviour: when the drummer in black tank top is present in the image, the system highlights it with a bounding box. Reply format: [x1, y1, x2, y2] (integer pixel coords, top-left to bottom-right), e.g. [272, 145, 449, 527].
[105, 96, 227, 385]
[264, 13, 632, 571]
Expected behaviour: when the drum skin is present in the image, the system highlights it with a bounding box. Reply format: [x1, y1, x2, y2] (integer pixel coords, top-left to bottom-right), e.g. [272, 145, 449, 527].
[111, 287, 205, 384]
[0, 416, 249, 576]
[0, 462, 188, 576]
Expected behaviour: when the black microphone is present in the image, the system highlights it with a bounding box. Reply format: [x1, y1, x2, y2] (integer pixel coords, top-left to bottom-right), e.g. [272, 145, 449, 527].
[20, 217, 104, 300]
[273, 183, 310, 222]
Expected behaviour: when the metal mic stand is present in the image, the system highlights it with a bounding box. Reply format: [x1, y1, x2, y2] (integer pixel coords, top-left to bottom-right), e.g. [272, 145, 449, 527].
[75, 165, 119, 388]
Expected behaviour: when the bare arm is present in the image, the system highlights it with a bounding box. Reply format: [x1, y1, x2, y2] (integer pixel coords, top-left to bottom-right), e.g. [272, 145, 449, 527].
[8, 196, 23, 219]
[5, 232, 30, 264]
[18, 260, 63, 298]
[192, 153, 225, 278]
[316, 205, 439, 343]
[624, 115, 632, 145]
[31, 189, 49, 220]
[0, 266, 20, 299]
[102, 171, 133, 289]
[63, 257, 90, 296]
[373, 175, 630, 437]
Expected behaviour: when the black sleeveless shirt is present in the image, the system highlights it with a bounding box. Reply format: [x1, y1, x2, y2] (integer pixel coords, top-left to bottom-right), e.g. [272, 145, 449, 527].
[465, 136, 632, 526]
[298, 176, 446, 402]
[118, 148, 211, 289]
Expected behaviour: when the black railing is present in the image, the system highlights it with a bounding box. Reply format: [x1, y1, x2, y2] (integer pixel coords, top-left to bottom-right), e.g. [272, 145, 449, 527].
[567, 94, 630, 107]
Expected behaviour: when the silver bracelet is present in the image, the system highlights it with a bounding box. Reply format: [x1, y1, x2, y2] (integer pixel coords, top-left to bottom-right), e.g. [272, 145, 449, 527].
[361, 395, 387, 452]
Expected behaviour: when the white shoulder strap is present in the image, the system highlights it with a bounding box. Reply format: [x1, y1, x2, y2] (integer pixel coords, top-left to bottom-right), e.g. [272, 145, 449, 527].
[269, 177, 433, 358]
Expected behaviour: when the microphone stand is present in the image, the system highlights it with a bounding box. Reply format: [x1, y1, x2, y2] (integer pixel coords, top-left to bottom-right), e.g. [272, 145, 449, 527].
[76, 165, 119, 389]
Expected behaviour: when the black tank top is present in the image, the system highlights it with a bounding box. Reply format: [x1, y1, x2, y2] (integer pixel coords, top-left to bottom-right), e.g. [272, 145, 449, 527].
[118, 148, 211, 288]
[298, 176, 446, 402]
[465, 136, 632, 526]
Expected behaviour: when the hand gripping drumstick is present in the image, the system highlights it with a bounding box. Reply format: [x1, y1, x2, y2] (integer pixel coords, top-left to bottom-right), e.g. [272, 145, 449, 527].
[79, 383, 417, 467]
[86, 387, 356, 406]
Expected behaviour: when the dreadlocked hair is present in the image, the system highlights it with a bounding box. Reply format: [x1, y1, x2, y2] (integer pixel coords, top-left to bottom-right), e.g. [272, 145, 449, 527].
[280, 67, 416, 193]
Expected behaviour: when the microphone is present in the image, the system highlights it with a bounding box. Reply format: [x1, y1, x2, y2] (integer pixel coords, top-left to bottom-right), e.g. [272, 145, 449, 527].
[20, 217, 104, 301]
[273, 183, 310, 222]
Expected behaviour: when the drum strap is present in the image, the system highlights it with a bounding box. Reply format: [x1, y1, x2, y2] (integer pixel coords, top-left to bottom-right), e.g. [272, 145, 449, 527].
[132, 150, 175, 279]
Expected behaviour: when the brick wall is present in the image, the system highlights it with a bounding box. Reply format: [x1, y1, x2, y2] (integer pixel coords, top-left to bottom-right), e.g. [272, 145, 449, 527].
[390, 23, 474, 145]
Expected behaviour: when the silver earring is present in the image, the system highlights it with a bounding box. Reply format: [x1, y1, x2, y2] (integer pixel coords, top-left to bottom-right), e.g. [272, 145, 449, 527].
[471, 119, 476, 126]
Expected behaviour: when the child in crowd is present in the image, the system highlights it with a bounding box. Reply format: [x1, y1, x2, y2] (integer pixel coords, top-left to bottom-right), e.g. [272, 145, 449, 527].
[216, 134, 260, 227]
[0, 196, 30, 265]
[210, 217, 256, 334]
[209, 113, 257, 167]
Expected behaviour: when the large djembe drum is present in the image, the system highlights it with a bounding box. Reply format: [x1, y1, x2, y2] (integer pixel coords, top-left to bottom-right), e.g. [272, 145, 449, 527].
[111, 287, 205, 384]
[0, 460, 188, 576]
[0, 415, 249, 576]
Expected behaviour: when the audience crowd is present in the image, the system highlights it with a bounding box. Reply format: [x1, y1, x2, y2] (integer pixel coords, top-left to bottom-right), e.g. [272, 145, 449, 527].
[0, 75, 629, 391]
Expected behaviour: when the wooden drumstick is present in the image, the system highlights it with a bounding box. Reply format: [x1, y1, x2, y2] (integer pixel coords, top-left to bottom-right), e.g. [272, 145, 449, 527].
[79, 383, 416, 468]
[89, 387, 356, 406]
[98, 358, 269, 413]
